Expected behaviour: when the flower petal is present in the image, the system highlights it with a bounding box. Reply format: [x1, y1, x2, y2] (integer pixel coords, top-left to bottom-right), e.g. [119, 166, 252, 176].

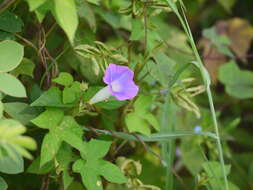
[103, 64, 134, 85]
[110, 80, 139, 100]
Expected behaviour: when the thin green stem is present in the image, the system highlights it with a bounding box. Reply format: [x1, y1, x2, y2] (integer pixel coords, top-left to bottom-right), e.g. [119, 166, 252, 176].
[206, 88, 229, 190]
[164, 1, 229, 189]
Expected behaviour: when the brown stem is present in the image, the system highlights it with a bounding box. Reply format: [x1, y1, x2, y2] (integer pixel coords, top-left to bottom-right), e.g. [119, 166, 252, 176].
[0, 0, 17, 13]
[40, 174, 50, 190]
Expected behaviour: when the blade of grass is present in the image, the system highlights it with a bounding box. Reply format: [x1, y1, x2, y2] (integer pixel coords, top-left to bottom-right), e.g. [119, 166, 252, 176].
[160, 95, 176, 190]
[164, 1, 229, 190]
[83, 127, 217, 142]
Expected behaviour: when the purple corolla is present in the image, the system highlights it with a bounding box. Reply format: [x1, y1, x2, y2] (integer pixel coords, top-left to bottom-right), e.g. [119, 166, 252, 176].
[89, 64, 139, 104]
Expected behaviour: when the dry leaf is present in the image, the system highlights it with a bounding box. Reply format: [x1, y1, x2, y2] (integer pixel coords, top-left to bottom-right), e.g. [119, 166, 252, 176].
[227, 18, 253, 61]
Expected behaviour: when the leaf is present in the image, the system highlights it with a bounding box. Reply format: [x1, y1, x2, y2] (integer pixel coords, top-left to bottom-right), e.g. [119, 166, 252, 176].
[202, 161, 231, 179]
[68, 182, 86, 190]
[202, 161, 235, 190]
[40, 132, 61, 166]
[56, 143, 75, 171]
[0, 11, 24, 33]
[202, 27, 232, 57]
[85, 139, 111, 159]
[73, 140, 126, 190]
[11, 58, 35, 78]
[4, 102, 39, 125]
[31, 108, 64, 129]
[125, 95, 160, 135]
[134, 95, 153, 114]
[94, 9, 121, 29]
[0, 73, 26, 97]
[77, 0, 96, 31]
[218, 0, 236, 12]
[56, 143, 75, 190]
[53, 72, 74, 86]
[34, 113, 83, 166]
[141, 113, 160, 131]
[31, 87, 74, 107]
[62, 81, 82, 104]
[0, 31, 15, 41]
[0, 40, 24, 72]
[73, 159, 103, 190]
[125, 113, 151, 136]
[27, 156, 54, 174]
[63, 170, 74, 190]
[199, 36, 226, 83]
[87, 0, 100, 5]
[34, 0, 53, 22]
[95, 97, 126, 110]
[98, 160, 127, 184]
[0, 152, 24, 174]
[218, 61, 253, 99]
[227, 18, 253, 60]
[26, 0, 48, 11]
[63, 87, 76, 104]
[181, 140, 204, 174]
[0, 101, 3, 119]
[58, 117, 84, 151]
[53, 0, 78, 43]
[0, 119, 37, 159]
[147, 53, 176, 86]
[130, 19, 144, 41]
[0, 177, 8, 190]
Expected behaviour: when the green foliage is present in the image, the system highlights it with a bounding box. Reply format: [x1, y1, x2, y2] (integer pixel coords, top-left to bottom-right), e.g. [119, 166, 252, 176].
[26, 0, 78, 43]
[201, 161, 239, 190]
[31, 108, 83, 166]
[0, 119, 36, 160]
[26, 0, 48, 11]
[53, 72, 74, 87]
[147, 53, 177, 87]
[0, 11, 23, 33]
[0, 40, 24, 72]
[203, 27, 233, 57]
[31, 87, 74, 107]
[53, 0, 78, 43]
[11, 58, 35, 78]
[3, 102, 38, 125]
[219, 61, 253, 99]
[125, 95, 160, 136]
[27, 156, 54, 174]
[1, 0, 252, 189]
[0, 73, 26, 97]
[73, 139, 126, 190]
[0, 176, 7, 190]
[0, 152, 24, 174]
[218, 0, 236, 12]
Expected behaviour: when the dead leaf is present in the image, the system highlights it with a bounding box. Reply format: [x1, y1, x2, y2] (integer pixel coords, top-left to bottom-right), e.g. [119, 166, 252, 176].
[199, 38, 227, 83]
[199, 18, 253, 83]
[227, 18, 253, 61]
[199, 21, 228, 83]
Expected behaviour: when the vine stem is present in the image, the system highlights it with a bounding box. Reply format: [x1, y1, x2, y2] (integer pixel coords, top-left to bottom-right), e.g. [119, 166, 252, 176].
[0, 0, 17, 13]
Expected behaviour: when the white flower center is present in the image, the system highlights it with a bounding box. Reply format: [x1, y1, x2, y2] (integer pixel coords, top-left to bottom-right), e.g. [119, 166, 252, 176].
[111, 80, 122, 92]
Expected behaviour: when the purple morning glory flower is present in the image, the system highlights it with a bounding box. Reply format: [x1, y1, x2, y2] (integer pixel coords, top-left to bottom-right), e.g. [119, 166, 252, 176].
[103, 64, 139, 101]
[89, 64, 139, 104]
